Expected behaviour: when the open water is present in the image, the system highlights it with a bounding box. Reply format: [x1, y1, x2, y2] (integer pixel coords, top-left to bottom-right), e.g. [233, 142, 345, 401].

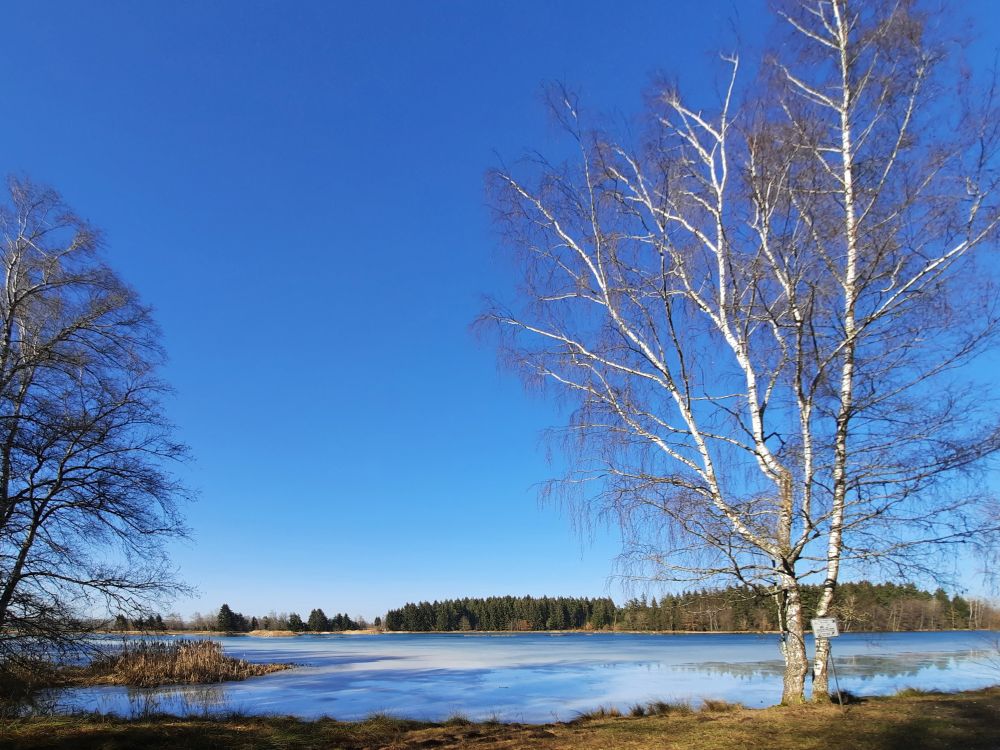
[54, 630, 998, 722]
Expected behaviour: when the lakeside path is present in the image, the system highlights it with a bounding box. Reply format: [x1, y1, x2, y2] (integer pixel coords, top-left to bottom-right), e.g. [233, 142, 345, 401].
[4, 687, 999, 750]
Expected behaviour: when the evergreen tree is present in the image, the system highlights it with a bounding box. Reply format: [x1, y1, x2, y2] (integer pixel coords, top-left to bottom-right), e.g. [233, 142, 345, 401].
[287, 612, 304, 632]
[435, 605, 450, 631]
[217, 604, 237, 632]
[308, 608, 330, 632]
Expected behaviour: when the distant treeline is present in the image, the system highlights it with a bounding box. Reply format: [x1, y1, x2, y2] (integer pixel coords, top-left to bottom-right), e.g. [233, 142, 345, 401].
[384, 596, 617, 632]
[213, 604, 366, 633]
[384, 583, 999, 633]
[112, 605, 371, 633]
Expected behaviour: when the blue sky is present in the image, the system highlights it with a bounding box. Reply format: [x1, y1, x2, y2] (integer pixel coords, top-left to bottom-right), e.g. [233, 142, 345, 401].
[2, 1, 997, 621]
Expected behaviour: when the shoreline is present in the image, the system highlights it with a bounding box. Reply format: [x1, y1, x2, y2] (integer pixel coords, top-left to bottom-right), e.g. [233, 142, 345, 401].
[94, 626, 997, 638]
[6, 686, 999, 749]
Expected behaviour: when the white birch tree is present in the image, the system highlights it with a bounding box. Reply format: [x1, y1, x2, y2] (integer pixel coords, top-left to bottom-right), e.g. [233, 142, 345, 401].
[486, 0, 1000, 703]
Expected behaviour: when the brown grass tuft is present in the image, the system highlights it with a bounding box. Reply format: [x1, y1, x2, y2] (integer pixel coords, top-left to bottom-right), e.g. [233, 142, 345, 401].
[575, 705, 623, 720]
[700, 698, 743, 712]
[646, 699, 692, 715]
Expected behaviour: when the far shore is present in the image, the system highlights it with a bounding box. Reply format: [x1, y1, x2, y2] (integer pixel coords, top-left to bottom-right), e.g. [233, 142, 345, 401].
[92, 626, 996, 638]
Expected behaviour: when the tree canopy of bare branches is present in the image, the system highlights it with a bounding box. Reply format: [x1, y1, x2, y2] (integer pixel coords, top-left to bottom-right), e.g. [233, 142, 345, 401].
[486, 0, 1000, 704]
[0, 178, 188, 664]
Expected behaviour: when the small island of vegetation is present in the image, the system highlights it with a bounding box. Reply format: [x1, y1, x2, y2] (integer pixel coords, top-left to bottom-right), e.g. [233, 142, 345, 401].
[1, 639, 292, 707]
[66, 640, 291, 688]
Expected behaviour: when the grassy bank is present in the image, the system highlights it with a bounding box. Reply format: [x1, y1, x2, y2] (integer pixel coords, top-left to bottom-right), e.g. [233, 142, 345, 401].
[1, 687, 998, 750]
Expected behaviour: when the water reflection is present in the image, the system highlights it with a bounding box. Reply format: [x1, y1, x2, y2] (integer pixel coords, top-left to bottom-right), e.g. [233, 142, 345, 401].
[123, 685, 227, 717]
[51, 631, 998, 722]
[683, 649, 992, 680]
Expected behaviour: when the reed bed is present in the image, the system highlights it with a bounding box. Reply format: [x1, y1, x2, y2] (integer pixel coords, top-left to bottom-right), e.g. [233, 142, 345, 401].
[81, 639, 291, 688]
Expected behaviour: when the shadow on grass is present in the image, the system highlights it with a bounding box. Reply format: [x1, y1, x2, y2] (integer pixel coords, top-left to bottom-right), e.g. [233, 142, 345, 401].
[0, 713, 427, 750]
[814, 691, 1000, 750]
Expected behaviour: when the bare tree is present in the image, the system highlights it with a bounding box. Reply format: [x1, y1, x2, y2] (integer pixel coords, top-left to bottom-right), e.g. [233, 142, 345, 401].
[0, 178, 188, 665]
[486, 0, 1000, 704]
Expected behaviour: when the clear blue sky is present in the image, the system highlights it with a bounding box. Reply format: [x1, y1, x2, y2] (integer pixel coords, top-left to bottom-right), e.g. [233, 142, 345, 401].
[2, 1, 996, 621]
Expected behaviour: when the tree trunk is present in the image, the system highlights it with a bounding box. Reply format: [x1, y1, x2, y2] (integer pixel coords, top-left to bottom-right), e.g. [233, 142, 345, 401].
[812, 637, 831, 702]
[779, 579, 809, 705]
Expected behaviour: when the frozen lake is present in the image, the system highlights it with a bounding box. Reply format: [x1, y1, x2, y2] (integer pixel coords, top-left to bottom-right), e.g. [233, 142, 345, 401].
[56, 631, 998, 722]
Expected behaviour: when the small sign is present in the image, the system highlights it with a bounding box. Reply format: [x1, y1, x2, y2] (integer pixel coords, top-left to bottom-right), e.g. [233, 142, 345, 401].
[811, 617, 840, 638]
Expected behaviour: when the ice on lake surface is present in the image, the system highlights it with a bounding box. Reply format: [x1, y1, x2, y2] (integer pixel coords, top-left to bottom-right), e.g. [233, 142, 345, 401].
[55, 631, 998, 722]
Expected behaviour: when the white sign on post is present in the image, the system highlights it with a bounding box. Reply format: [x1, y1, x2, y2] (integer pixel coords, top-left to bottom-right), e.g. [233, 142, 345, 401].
[811, 617, 845, 708]
[811, 617, 840, 638]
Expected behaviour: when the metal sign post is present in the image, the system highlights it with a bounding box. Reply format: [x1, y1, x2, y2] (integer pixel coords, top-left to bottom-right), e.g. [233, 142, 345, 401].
[811, 618, 844, 709]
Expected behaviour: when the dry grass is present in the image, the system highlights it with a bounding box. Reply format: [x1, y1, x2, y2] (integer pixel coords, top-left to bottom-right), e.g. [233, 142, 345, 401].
[574, 705, 622, 720]
[700, 697, 743, 712]
[0, 661, 60, 714]
[67, 639, 291, 688]
[2, 687, 999, 750]
[894, 686, 945, 698]
[628, 699, 692, 717]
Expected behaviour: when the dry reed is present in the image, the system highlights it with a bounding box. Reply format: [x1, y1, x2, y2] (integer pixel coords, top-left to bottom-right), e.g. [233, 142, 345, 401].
[81, 639, 291, 688]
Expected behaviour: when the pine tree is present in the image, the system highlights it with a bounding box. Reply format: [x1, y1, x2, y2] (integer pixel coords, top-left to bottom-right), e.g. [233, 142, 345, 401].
[217, 604, 237, 632]
[308, 608, 329, 632]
